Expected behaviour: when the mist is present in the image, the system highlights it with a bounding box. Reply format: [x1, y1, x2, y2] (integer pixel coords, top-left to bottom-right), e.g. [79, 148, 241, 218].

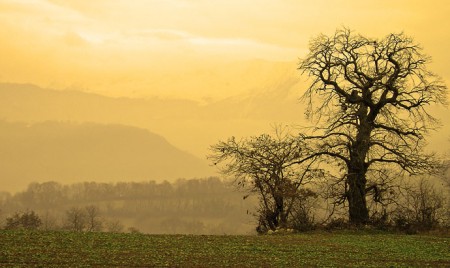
[0, 178, 257, 235]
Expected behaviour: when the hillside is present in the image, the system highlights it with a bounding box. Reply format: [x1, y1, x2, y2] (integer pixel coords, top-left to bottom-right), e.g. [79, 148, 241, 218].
[2, 81, 447, 158]
[0, 60, 307, 157]
[0, 121, 214, 192]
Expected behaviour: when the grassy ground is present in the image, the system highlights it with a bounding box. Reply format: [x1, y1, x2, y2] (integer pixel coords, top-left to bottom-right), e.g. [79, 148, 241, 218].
[0, 230, 449, 267]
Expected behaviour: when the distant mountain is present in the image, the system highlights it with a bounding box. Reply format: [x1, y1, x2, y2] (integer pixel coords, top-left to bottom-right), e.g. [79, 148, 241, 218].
[0, 82, 200, 124]
[0, 66, 307, 157]
[0, 121, 215, 192]
[0, 63, 308, 193]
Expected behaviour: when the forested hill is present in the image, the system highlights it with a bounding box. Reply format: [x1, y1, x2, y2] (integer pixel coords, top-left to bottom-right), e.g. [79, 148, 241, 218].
[0, 121, 214, 192]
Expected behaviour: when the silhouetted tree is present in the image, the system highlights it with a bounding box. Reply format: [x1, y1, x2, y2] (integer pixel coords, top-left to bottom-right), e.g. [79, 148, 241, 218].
[210, 130, 318, 232]
[297, 28, 447, 224]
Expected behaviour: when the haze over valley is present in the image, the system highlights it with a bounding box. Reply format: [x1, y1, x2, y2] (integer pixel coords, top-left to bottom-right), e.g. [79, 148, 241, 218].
[0, 64, 308, 193]
[0, 74, 448, 193]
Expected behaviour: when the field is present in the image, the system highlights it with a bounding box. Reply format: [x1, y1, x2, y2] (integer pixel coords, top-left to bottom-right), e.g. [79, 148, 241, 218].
[0, 230, 449, 267]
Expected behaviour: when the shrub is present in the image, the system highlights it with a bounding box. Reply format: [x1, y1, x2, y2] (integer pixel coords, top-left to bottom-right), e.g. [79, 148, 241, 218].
[392, 177, 448, 233]
[4, 210, 42, 230]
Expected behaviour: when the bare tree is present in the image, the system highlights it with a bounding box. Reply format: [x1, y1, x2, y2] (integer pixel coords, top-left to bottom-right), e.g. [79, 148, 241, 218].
[298, 28, 447, 224]
[64, 207, 86, 232]
[105, 220, 124, 233]
[41, 211, 59, 231]
[85, 205, 103, 232]
[393, 177, 447, 231]
[209, 130, 317, 232]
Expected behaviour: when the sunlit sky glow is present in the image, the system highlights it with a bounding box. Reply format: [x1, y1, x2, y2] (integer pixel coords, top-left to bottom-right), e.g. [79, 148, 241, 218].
[1, 0, 449, 100]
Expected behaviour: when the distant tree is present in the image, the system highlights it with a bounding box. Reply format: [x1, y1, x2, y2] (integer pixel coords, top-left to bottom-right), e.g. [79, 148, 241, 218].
[85, 205, 103, 232]
[41, 211, 59, 231]
[105, 220, 124, 233]
[5, 210, 42, 230]
[18, 182, 64, 210]
[64, 207, 86, 232]
[127, 227, 141, 234]
[297, 28, 448, 224]
[5, 213, 22, 230]
[210, 130, 318, 232]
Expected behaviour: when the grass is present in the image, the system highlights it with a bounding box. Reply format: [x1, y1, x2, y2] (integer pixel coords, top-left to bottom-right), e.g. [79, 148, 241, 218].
[0, 230, 449, 267]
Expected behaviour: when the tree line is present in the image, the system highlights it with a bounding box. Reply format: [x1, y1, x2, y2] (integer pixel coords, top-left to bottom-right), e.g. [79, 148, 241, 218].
[0, 178, 256, 234]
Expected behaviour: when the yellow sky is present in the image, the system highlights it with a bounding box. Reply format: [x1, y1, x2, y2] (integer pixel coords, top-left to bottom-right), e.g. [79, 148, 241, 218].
[1, 0, 449, 101]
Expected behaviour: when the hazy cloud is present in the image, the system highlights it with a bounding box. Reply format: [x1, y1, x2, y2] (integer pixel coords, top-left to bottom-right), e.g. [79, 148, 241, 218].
[0, 0, 448, 100]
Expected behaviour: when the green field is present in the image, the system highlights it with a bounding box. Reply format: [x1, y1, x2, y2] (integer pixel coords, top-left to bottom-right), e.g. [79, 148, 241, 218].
[0, 230, 449, 267]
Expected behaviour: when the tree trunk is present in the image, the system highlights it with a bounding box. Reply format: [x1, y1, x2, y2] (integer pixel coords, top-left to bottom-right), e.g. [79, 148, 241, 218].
[347, 104, 371, 225]
[347, 172, 369, 224]
[274, 194, 286, 228]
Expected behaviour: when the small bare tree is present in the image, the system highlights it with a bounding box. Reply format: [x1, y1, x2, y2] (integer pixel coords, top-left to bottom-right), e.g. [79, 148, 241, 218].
[85, 205, 103, 232]
[64, 207, 86, 232]
[105, 220, 124, 233]
[209, 130, 317, 232]
[394, 177, 447, 231]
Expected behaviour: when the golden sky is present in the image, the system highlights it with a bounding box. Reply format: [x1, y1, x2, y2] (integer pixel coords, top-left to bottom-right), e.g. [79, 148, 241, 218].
[0, 1, 449, 192]
[1, 0, 449, 101]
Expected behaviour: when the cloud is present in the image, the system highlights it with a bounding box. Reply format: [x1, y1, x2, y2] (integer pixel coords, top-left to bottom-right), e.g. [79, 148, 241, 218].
[128, 29, 191, 42]
[62, 31, 89, 47]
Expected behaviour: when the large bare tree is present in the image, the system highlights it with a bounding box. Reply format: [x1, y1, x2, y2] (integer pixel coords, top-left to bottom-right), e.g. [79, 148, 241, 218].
[298, 28, 447, 224]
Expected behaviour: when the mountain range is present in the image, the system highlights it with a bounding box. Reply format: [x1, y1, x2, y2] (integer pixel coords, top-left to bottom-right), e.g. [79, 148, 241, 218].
[0, 60, 307, 157]
[0, 60, 308, 192]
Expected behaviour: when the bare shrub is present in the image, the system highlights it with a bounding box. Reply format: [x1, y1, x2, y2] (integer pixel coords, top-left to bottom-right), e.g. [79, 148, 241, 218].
[105, 220, 124, 233]
[393, 177, 447, 232]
